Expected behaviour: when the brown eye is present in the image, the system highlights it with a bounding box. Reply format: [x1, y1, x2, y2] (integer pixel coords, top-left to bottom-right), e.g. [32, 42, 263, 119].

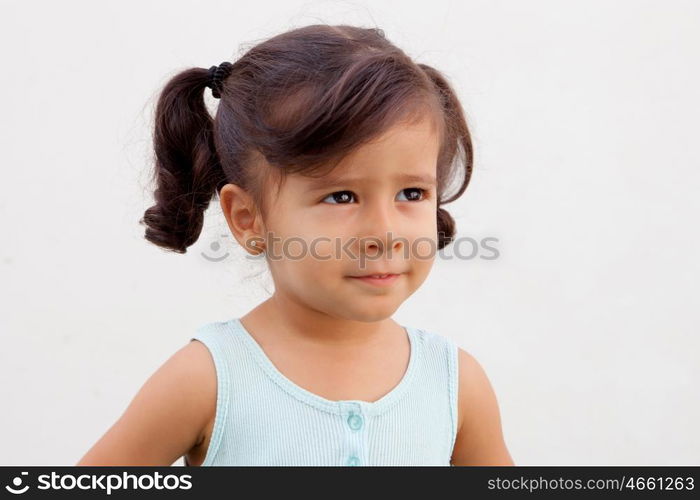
[397, 188, 426, 201]
[322, 190, 355, 204]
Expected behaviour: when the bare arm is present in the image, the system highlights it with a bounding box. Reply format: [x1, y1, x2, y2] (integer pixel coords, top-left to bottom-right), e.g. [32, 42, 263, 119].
[451, 348, 514, 466]
[76, 340, 216, 466]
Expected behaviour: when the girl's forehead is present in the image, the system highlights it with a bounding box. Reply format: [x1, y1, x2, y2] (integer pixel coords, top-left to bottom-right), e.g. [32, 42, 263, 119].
[306, 121, 439, 178]
[352, 118, 440, 157]
[271, 117, 440, 196]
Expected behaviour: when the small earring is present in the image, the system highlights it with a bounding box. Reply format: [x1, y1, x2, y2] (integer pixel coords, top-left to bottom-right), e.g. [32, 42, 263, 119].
[249, 239, 264, 252]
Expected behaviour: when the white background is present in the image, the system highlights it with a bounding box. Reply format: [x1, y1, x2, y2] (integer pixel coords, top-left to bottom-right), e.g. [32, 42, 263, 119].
[1, 0, 698, 466]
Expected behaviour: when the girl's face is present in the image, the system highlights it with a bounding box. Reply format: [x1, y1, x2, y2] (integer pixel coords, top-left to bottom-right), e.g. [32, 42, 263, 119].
[259, 116, 441, 323]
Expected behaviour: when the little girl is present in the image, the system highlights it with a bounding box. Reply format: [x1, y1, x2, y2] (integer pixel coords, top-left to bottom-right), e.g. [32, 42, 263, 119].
[78, 23, 513, 467]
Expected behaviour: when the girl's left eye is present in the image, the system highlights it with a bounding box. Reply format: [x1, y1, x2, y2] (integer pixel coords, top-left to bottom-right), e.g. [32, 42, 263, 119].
[321, 188, 427, 204]
[396, 187, 426, 202]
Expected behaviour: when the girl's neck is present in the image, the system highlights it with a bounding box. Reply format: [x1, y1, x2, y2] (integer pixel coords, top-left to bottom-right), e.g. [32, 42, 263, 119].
[240, 294, 404, 349]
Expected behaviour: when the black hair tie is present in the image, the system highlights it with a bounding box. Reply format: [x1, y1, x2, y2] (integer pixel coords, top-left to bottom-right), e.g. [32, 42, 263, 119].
[206, 61, 233, 99]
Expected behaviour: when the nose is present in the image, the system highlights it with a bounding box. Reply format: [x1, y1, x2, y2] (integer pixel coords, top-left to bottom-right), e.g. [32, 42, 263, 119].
[358, 201, 404, 255]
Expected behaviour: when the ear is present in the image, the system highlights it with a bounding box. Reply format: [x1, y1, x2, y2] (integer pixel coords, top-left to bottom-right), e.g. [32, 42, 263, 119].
[219, 183, 265, 254]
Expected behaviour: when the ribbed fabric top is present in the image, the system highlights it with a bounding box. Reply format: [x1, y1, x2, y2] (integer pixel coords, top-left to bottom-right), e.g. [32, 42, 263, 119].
[187, 318, 459, 466]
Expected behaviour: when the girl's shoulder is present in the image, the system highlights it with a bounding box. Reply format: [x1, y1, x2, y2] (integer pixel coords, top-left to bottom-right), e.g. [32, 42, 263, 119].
[77, 337, 217, 465]
[405, 323, 461, 356]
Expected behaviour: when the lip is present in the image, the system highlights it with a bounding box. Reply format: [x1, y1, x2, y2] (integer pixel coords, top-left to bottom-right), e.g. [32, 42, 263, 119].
[347, 273, 402, 287]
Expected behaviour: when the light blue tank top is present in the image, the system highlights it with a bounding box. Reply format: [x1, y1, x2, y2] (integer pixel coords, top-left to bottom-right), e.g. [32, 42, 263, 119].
[187, 317, 459, 466]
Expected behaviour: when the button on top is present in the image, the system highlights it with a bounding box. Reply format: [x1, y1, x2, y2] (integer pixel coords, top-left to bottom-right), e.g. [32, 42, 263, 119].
[347, 412, 363, 430]
[347, 455, 361, 466]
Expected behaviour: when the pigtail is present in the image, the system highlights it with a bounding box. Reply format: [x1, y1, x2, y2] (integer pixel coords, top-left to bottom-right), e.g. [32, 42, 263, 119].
[436, 207, 456, 249]
[139, 68, 227, 253]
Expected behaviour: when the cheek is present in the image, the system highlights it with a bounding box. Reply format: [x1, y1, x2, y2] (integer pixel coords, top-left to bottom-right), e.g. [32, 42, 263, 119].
[403, 210, 439, 259]
[265, 229, 343, 283]
[306, 236, 337, 261]
[410, 236, 438, 263]
[411, 252, 435, 275]
[267, 231, 343, 266]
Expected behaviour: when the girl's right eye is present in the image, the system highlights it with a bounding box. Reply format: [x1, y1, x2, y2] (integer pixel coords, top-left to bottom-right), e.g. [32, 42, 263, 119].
[321, 190, 355, 204]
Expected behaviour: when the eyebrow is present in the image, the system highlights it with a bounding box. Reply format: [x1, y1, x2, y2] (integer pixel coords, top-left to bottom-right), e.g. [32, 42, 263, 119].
[305, 173, 437, 191]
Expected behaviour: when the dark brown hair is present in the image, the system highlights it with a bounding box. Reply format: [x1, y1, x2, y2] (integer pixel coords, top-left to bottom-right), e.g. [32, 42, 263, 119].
[140, 24, 473, 253]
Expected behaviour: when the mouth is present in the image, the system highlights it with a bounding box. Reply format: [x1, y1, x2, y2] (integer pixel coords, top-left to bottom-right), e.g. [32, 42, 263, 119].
[347, 272, 403, 287]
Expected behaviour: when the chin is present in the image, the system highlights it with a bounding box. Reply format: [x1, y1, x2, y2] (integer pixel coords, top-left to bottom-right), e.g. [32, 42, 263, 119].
[344, 300, 401, 323]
